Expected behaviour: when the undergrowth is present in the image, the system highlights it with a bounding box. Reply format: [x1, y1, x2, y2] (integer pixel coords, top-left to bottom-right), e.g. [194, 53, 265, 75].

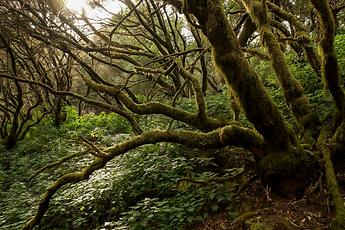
[0, 106, 236, 230]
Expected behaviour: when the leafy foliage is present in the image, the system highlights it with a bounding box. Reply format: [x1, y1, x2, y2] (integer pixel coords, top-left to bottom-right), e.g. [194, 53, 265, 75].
[0, 106, 236, 230]
[62, 106, 131, 138]
[335, 34, 345, 77]
[0, 107, 130, 229]
[110, 184, 233, 230]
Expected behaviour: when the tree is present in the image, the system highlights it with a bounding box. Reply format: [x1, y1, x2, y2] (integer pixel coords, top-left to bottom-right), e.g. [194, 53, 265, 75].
[0, 30, 51, 149]
[0, 0, 345, 229]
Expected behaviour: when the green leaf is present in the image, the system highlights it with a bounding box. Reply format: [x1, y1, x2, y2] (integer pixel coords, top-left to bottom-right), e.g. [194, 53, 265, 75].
[187, 216, 194, 223]
[195, 216, 204, 222]
[211, 204, 218, 212]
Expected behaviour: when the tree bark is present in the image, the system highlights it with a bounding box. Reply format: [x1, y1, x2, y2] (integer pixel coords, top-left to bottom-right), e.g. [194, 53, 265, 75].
[185, 0, 307, 192]
[242, 0, 320, 141]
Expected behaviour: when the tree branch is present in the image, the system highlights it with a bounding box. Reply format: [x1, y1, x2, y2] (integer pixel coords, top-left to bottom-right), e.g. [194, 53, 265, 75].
[23, 125, 263, 230]
[309, 0, 345, 117]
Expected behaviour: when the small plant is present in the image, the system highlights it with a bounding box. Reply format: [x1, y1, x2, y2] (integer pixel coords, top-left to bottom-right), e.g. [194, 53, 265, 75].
[62, 106, 130, 138]
[109, 183, 234, 230]
[335, 34, 345, 77]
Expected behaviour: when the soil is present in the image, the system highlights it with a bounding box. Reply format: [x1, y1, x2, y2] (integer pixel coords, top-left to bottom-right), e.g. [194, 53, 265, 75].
[192, 149, 345, 230]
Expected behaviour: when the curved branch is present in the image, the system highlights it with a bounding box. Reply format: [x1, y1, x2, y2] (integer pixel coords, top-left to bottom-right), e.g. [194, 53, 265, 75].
[83, 77, 228, 131]
[267, 2, 321, 77]
[0, 74, 143, 135]
[309, 0, 345, 117]
[178, 64, 207, 120]
[317, 127, 345, 229]
[23, 158, 107, 230]
[28, 150, 88, 181]
[241, 48, 269, 60]
[242, 0, 320, 139]
[23, 125, 263, 230]
[237, 16, 257, 47]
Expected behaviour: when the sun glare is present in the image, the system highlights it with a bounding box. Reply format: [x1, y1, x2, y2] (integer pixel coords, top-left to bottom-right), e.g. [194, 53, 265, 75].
[65, 0, 88, 13]
[65, 0, 124, 19]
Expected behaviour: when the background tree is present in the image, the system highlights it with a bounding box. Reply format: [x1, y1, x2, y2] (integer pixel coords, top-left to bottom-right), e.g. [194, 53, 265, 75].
[0, 30, 51, 149]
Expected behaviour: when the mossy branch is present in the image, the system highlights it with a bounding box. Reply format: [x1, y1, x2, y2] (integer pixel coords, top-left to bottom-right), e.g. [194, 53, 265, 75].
[266, 2, 321, 77]
[309, 0, 345, 117]
[178, 64, 207, 120]
[105, 126, 264, 159]
[22, 125, 263, 230]
[23, 159, 107, 230]
[237, 17, 257, 47]
[79, 137, 107, 158]
[266, 2, 305, 32]
[83, 77, 227, 131]
[0, 74, 143, 135]
[323, 148, 345, 229]
[242, 0, 320, 140]
[317, 127, 345, 230]
[241, 48, 269, 60]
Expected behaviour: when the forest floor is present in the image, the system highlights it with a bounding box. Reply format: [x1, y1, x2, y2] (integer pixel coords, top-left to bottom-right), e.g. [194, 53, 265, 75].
[193, 153, 345, 230]
[2, 113, 345, 230]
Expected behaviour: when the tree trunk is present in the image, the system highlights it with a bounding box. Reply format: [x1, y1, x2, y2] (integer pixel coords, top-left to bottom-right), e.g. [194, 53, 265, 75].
[53, 96, 66, 128]
[242, 0, 320, 142]
[185, 0, 308, 195]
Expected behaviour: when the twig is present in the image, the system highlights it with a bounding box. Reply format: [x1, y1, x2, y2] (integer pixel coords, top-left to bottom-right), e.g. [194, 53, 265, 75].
[27, 150, 88, 181]
[79, 136, 108, 158]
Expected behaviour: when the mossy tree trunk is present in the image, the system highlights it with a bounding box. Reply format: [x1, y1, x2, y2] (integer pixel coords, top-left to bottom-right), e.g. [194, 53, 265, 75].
[309, 0, 345, 228]
[241, 0, 320, 142]
[266, 1, 322, 78]
[52, 96, 67, 128]
[184, 0, 308, 194]
[309, 0, 345, 152]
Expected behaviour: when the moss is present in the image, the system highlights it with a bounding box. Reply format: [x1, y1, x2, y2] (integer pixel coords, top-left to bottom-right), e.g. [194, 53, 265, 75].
[244, 0, 268, 26]
[243, 0, 321, 140]
[247, 221, 271, 230]
[309, 0, 345, 115]
[324, 146, 345, 230]
[260, 148, 303, 174]
[256, 144, 317, 197]
[244, 214, 293, 230]
[330, 216, 345, 230]
[317, 126, 345, 230]
[332, 121, 345, 154]
[186, 1, 309, 186]
[245, 218, 292, 230]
